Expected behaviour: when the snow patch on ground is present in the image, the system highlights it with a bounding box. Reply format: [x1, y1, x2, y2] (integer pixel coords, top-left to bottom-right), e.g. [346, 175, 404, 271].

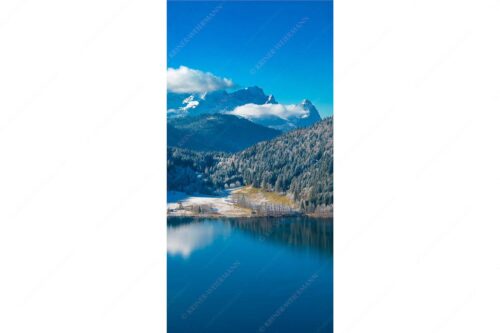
[167, 188, 250, 217]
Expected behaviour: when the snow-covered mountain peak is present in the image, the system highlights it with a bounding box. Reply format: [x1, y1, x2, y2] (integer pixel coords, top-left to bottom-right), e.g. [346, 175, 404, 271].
[167, 86, 322, 131]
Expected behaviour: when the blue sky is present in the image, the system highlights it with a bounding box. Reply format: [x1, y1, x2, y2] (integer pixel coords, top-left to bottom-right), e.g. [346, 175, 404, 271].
[167, 1, 333, 117]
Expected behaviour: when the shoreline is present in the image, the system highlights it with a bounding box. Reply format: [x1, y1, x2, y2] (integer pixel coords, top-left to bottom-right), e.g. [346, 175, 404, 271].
[167, 187, 332, 219]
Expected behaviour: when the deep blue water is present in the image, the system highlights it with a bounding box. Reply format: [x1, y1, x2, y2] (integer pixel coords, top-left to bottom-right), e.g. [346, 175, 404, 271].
[167, 217, 333, 333]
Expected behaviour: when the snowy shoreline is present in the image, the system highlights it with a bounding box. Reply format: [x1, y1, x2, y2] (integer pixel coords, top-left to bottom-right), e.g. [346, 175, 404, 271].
[167, 188, 254, 217]
[167, 187, 304, 218]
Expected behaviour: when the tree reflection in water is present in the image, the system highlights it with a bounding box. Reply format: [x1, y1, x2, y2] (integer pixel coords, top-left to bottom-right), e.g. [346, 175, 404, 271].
[167, 217, 332, 257]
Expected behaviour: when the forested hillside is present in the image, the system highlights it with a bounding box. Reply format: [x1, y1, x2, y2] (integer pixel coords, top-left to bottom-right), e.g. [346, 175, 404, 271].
[167, 117, 333, 214]
[167, 114, 281, 152]
[212, 117, 333, 213]
[167, 148, 226, 194]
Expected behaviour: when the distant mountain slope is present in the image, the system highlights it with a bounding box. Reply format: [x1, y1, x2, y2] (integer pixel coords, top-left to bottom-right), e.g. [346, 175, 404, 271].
[167, 117, 333, 214]
[167, 86, 322, 131]
[167, 114, 281, 153]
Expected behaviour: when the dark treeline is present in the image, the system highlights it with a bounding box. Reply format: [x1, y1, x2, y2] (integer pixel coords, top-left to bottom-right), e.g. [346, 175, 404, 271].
[167, 117, 333, 214]
[167, 148, 226, 194]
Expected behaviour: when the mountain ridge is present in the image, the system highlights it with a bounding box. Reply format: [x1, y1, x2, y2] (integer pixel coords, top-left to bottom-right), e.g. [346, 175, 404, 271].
[167, 86, 322, 131]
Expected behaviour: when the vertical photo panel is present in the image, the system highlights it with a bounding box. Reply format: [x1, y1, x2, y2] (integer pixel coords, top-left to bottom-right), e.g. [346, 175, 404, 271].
[167, 1, 333, 332]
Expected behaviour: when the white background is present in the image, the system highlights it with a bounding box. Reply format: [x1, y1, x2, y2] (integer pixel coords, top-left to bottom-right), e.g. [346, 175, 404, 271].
[0, 0, 165, 332]
[1, 0, 500, 332]
[336, 0, 500, 332]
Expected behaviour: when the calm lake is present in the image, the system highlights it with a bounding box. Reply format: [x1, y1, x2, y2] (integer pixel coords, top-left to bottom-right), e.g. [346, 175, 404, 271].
[167, 217, 333, 333]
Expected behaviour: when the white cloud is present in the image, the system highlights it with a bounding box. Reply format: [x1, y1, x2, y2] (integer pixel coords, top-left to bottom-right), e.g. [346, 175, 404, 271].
[228, 103, 309, 120]
[167, 66, 234, 93]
